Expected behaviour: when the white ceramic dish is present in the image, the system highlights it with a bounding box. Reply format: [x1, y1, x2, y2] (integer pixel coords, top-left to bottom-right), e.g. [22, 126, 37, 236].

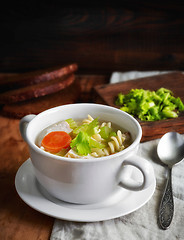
[19, 103, 155, 204]
[15, 159, 156, 222]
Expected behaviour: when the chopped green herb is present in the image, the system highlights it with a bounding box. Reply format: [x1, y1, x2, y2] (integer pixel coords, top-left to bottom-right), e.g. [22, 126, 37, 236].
[115, 88, 184, 121]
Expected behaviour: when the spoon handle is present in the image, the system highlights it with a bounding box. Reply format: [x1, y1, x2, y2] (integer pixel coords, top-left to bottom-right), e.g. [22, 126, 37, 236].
[158, 167, 174, 230]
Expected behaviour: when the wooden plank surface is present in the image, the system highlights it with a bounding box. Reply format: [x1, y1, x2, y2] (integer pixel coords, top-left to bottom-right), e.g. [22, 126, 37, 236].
[93, 72, 184, 142]
[0, 116, 53, 240]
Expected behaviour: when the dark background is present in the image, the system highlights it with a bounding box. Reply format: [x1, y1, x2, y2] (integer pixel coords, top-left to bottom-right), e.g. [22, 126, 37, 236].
[1, 1, 184, 75]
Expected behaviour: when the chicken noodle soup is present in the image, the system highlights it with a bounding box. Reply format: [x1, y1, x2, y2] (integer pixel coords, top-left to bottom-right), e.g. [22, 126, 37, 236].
[36, 115, 132, 158]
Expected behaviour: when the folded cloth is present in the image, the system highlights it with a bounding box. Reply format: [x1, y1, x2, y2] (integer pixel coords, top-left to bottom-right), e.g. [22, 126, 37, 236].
[110, 70, 171, 84]
[50, 71, 184, 240]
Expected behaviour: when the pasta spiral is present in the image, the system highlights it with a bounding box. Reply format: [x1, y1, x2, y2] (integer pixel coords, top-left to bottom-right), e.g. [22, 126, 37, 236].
[108, 130, 126, 153]
[100, 122, 111, 128]
[91, 133, 103, 142]
[82, 114, 94, 124]
[91, 130, 126, 157]
[90, 130, 127, 157]
[91, 148, 110, 157]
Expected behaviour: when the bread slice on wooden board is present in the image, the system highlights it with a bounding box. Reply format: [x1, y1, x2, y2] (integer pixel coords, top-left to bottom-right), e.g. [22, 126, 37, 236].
[0, 73, 75, 104]
[1, 81, 81, 118]
[0, 63, 78, 92]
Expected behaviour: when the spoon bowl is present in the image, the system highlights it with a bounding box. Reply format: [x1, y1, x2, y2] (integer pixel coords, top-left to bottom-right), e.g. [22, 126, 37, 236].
[157, 132, 184, 230]
[157, 132, 184, 167]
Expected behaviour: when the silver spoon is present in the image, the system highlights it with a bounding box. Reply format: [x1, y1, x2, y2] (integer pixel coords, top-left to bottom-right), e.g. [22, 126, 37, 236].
[157, 132, 184, 230]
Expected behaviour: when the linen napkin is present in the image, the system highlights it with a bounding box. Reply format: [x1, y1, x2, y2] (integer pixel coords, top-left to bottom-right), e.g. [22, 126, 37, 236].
[50, 71, 184, 240]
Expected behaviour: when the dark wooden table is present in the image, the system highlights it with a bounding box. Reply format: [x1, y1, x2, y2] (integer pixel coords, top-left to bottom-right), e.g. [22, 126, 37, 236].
[0, 74, 109, 240]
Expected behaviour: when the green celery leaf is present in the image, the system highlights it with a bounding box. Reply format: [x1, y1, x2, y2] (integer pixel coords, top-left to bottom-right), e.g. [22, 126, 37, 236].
[86, 118, 99, 136]
[100, 126, 111, 139]
[65, 118, 78, 129]
[162, 107, 178, 118]
[73, 124, 88, 135]
[89, 138, 105, 149]
[70, 131, 91, 155]
[115, 93, 124, 105]
[99, 126, 117, 140]
[174, 97, 184, 111]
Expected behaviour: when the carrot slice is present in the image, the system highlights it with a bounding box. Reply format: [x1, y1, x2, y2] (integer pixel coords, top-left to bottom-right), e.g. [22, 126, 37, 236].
[41, 131, 72, 153]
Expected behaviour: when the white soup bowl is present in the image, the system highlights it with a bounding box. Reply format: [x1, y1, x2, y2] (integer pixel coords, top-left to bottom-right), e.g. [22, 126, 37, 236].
[19, 103, 155, 204]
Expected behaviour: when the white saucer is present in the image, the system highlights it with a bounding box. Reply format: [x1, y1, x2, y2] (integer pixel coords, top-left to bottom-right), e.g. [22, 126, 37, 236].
[15, 158, 156, 222]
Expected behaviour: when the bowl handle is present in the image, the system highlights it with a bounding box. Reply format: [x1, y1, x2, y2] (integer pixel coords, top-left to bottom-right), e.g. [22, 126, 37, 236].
[19, 114, 36, 142]
[118, 155, 155, 191]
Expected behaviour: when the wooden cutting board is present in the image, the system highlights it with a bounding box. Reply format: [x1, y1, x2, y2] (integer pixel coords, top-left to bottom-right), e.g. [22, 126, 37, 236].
[93, 72, 184, 142]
